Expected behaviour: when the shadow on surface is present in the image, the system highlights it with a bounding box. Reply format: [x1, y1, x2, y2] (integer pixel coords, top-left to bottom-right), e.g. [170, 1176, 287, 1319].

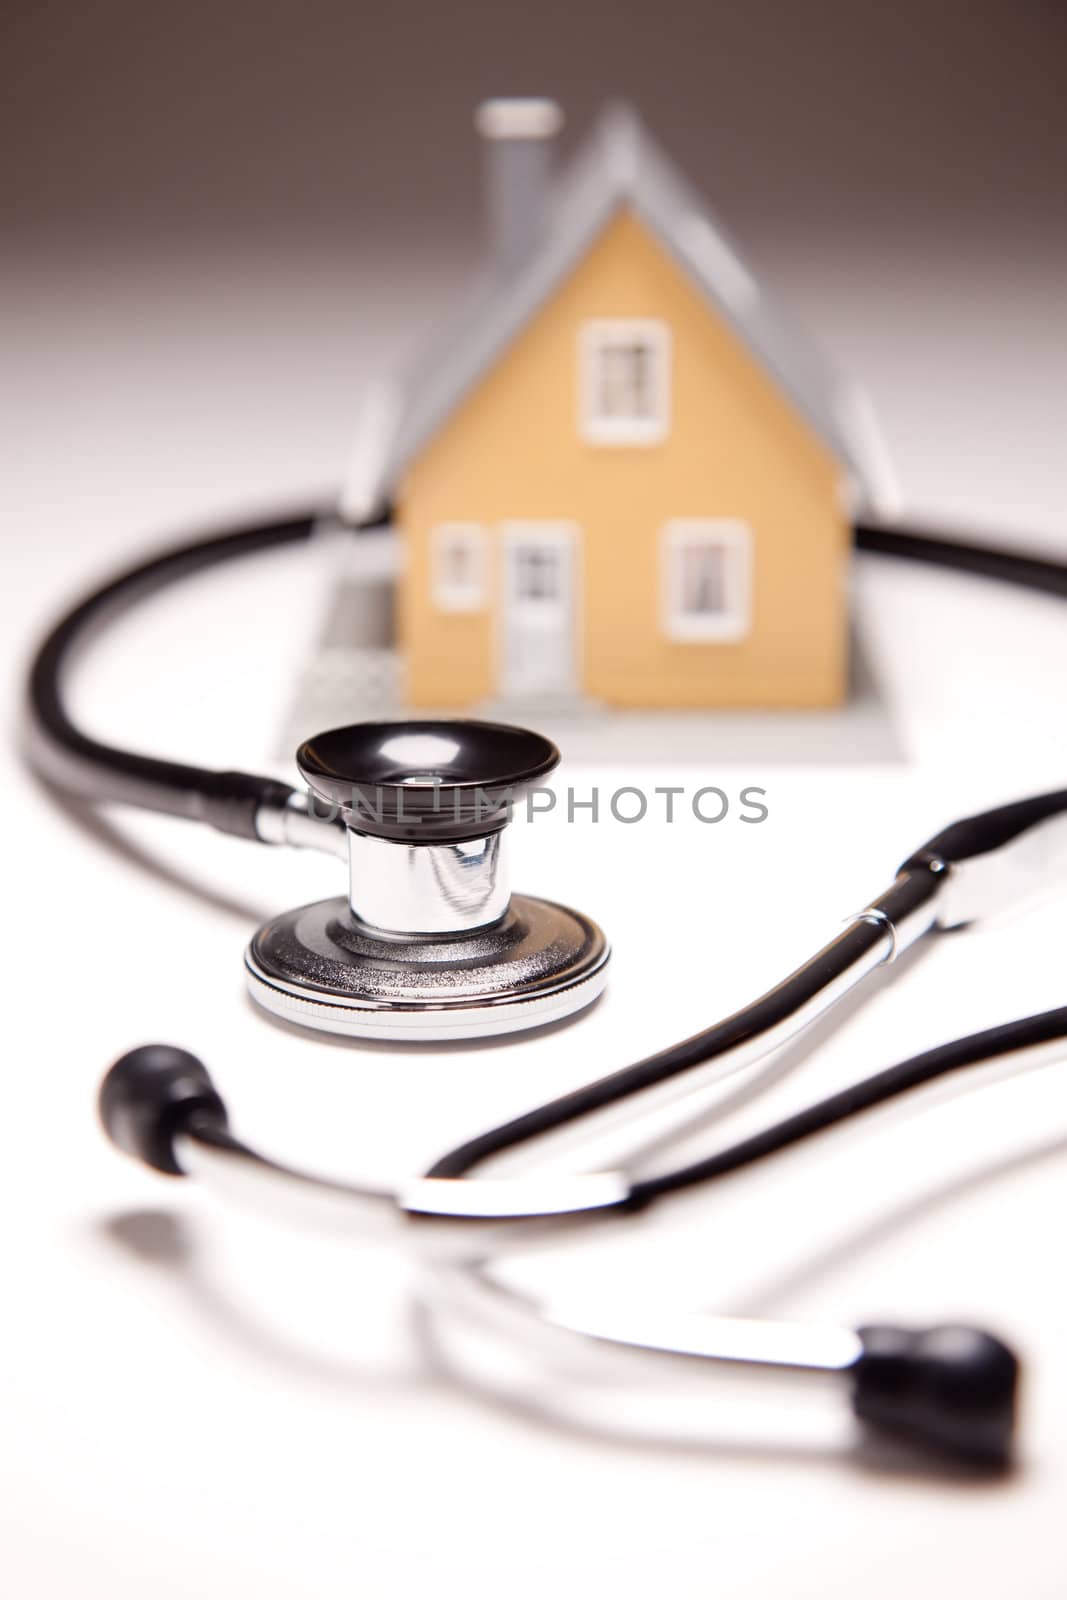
[33, 780, 272, 925]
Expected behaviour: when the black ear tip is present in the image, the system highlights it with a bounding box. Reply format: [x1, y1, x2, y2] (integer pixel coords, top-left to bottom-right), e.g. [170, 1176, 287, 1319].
[853, 1323, 1020, 1467]
[99, 1045, 228, 1176]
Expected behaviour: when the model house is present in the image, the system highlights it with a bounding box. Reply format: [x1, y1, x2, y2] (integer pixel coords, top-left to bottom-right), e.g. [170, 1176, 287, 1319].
[334, 100, 889, 712]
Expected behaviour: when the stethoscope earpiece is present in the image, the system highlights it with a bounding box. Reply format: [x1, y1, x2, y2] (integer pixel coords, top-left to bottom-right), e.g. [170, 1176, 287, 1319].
[245, 719, 610, 1040]
[852, 1323, 1019, 1469]
[98, 1043, 229, 1176]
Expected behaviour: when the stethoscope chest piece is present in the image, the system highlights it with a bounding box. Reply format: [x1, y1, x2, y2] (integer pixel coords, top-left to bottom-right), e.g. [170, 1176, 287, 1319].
[244, 720, 610, 1040]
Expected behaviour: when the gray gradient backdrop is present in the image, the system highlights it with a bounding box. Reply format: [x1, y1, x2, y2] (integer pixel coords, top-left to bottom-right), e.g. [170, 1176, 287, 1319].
[4, 0, 1066, 568]
[3, 18, 1067, 1595]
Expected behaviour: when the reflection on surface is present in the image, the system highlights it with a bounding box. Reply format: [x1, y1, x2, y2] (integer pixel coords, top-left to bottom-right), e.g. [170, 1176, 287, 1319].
[379, 731, 463, 777]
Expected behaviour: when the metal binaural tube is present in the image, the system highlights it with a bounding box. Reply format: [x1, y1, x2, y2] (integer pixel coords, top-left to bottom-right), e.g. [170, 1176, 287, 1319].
[427, 1261, 863, 1385]
[426, 865, 948, 1182]
[171, 1120, 630, 1261]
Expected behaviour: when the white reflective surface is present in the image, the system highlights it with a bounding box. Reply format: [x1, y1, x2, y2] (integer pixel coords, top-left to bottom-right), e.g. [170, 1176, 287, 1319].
[8, 196, 1067, 1599]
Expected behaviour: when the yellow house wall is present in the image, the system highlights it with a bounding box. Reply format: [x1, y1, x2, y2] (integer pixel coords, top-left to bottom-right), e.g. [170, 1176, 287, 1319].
[396, 209, 850, 709]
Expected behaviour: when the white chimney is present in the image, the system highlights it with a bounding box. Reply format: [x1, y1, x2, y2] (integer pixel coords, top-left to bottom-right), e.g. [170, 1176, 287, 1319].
[474, 98, 563, 278]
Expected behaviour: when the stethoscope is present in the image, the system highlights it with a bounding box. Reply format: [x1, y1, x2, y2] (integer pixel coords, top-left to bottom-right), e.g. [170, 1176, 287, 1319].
[26, 505, 1067, 1470]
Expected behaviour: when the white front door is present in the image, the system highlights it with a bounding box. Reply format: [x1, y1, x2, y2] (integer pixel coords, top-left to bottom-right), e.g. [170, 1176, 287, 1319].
[499, 522, 579, 698]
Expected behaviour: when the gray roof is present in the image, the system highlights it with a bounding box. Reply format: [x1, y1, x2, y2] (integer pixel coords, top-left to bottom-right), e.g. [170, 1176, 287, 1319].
[358, 104, 883, 512]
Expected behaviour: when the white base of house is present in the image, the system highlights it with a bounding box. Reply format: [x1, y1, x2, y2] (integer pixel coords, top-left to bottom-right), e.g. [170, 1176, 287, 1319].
[277, 638, 903, 767]
[277, 645, 402, 756]
[478, 691, 604, 723]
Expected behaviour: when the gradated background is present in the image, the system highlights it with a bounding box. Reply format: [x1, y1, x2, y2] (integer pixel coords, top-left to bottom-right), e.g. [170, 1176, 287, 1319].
[3, 6, 1067, 1598]
[5, 0, 1066, 566]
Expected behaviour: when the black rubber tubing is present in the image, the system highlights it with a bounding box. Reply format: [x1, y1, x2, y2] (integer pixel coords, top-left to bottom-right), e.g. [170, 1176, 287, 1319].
[26, 511, 1065, 841]
[25, 509, 318, 838]
[629, 1004, 1067, 1206]
[429, 520, 1067, 1181]
[24, 505, 1067, 1186]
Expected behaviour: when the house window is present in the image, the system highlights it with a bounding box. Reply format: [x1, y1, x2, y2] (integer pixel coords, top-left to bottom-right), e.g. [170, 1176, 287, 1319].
[431, 523, 487, 612]
[661, 519, 752, 642]
[514, 545, 562, 601]
[579, 319, 671, 445]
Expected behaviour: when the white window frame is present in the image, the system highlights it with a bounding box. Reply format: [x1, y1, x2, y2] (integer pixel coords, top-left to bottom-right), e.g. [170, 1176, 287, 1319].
[660, 519, 753, 642]
[431, 522, 488, 613]
[579, 318, 671, 446]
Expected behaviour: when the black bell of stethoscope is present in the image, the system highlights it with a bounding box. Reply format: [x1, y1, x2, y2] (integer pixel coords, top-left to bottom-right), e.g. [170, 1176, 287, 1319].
[245, 719, 610, 1039]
